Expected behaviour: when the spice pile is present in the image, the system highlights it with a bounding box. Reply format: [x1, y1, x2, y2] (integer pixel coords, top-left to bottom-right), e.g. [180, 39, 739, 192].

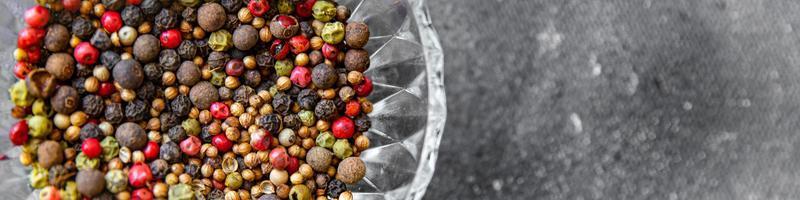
[8, 0, 374, 199]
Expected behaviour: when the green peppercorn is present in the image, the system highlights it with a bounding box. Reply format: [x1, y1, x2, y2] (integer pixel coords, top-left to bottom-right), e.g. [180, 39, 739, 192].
[101, 136, 120, 162]
[316, 132, 335, 148]
[211, 70, 226, 86]
[289, 184, 312, 200]
[321, 22, 345, 44]
[105, 169, 128, 193]
[168, 183, 194, 200]
[225, 171, 243, 189]
[75, 152, 100, 170]
[29, 163, 49, 189]
[9, 80, 34, 107]
[179, 0, 201, 7]
[312, 1, 337, 22]
[182, 118, 201, 136]
[32, 98, 51, 116]
[209, 30, 233, 52]
[298, 110, 315, 127]
[278, 0, 295, 14]
[28, 115, 52, 138]
[275, 59, 294, 77]
[333, 139, 353, 159]
[60, 181, 80, 200]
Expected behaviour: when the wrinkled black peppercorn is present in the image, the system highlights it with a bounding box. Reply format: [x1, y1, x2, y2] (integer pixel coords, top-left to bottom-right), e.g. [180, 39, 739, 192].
[101, 51, 121, 69]
[326, 179, 347, 198]
[102, 0, 125, 11]
[143, 63, 163, 82]
[207, 52, 230, 69]
[208, 189, 224, 199]
[160, 112, 180, 132]
[125, 99, 149, 121]
[200, 126, 214, 143]
[136, 82, 157, 101]
[185, 162, 200, 177]
[159, 49, 181, 71]
[80, 123, 102, 141]
[150, 159, 169, 179]
[243, 70, 261, 87]
[181, 7, 197, 23]
[82, 95, 105, 117]
[71, 17, 93, 39]
[272, 93, 293, 115]
[90, 30, 111, 50]
[53, 10, 74, 25]
[177, 40, 197, 60]
[315, 99, 336, 121]
[233, 86, 254, 106]
[104, 103, 124, 124]
[283, 114, 300, 130]
[167, 126, 187, 143]
[218, 87, 233, 101]
[139, 0, 162, 17]
[354, 115, 371, 132]
[298, 89, 320, 110]
[75, 64, 93, 78]
[194, 40, 211, 58]
[154, 9, 178, 31]
[171, 95, 192, 117]
[225, 14, 240, 30]
[255, 52, 275, 68]
[121, 6, 144, 27]
[72, 77, 87, 95]
[257, 114, 281, 136]
[220, 0, 242, 12]
[160, 141, 182, 163]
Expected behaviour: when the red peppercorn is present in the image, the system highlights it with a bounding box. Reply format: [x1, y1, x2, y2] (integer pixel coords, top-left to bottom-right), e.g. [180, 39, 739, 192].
[250, 129, 271, 151]
[101, 11, 123, 33]
[288, 35, 310, 54]
[247, 0, 270, 17]
[128, 163, 153, 188]
[290, 66, 311, 88]
[25, 46, 41, 63]
[295, 0, 316, 18]
[332, 116, 354, 139]
[354, 77, 373, 97]
[98, 82, 116, 97]
[212, 180, 225, 190]
[132, 188, 153, 200]
[74, 42, 99, 65]
[344, 100, 360, 117]
[127, 0, 142, 5]
[180, 136, 202, 156]
[212, 134, 233, 152]
[142, 141, 159, 161]
[225, 59, 244, 76]
[210, 102, 230, 120]
[322, 43, 338, 61]
[14, 62, 32, 79]
[23, 6, 49, 29]
[270, 39, 291, 60]
[17, 28, 45, 49]
[62, 0, 81, 12]
[81, 138, 103, 158]
[287, 156, 299, 174]
[159, 29, 182, 49]
[9, 120, 29, 146]
[269, 147, 289, 170]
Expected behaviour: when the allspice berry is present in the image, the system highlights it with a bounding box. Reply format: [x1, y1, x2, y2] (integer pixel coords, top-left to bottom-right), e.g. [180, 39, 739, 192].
[345, 22, 369, 49]
[45, 24, 70, 52]
[45, 53, 75, 80]
[76, 169, 106, 197]
[198, 3, 227, 32]
[116, 122, 147, 150]
[113, 59, 145, 89]
[132, 34, 160, 62]
[51, 86, 79, 114]
[311, 63, 337, 89]
[232, 25, 257, 50]
[336, 157, 366, 184]
[344, 49, 370, 72]
[26, 69, 57, 98]
[177, 61, 201, 86]
[38, 140, 63, 169]
[306, 147, 332, 172]
[189, 81, 219, 110]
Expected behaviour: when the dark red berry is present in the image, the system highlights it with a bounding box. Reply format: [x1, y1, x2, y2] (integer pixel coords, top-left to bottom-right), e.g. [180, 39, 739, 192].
[332, 116, 355, 139]
[212, 134, 233, 152]
[322, 43, 338, 61]
[142, 141, 159, 161]
[270, 39, 290, 60]
[14, 62, 32, 80]
[296, 0, 316, 18]
[17, 28, 45, 49]
[225, 59, 244, 76]
[128, 163, 152, 188]
[210, 102, 230, 120]
[345, 100, 360, 117]
[101, 11, 123, 33]
[247, 0, 269, 17]
[355, 77, 373, 97]
[9, 120, 28, 146]
[269, 147, 289, 170]
[132, 188, 153, 200]
[98, 82, 116, 97]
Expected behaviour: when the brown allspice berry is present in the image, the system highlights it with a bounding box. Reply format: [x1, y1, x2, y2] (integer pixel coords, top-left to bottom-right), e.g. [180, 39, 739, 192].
[345, 22, 370, 49]
[76, 169, 106, 197]
[113, 59, 145, 89]
[198, 3, 227, 32]
[132, 34, 160, 62]
[45, 24, 70, 52]
[344, 49, 370, 72]
[177, 61, 201, 86]
[51, 86, 80, 114]
[26, 69, 57, 98]
[232, 25, 258, 50]
[190, 81, 219, 110]
[115, 122, 147, 150]
[306, 147, 333, 172]
[336, 157, 366, 184]
[45, 53, 75, 80]
[38, 140, 64, 169]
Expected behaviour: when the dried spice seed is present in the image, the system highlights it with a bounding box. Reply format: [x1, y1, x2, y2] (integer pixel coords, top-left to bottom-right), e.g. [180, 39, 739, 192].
[51, 86, 80, 114]
[171, 95, 193, 117]
[121, 6, 144, 27]
[113, 59, 145, 89]
[105, 103, 124, 124]
[125, 99, 149, 121]
[133, 34, 161, 62]
[116, 122, 147, 150]
[160, 49, 181, 71]
[155, 9, 178, 31]
[76, 169, 106, 197]
[344, 49, 370, 72]
[190, 81, 219, 110]
[198, 3, 227, 32]
[177, 61, 201, 86]
[45, 24, 70, 52]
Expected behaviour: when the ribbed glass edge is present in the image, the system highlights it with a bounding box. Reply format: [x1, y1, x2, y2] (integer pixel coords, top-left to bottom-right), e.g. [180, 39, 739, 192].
[407, 0, 445, 199]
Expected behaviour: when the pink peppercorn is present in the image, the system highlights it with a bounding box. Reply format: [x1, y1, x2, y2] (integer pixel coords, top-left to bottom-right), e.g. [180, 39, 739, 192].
[332, 116, 354, 139]
[210, 102, 230, 120]
[290, 66, 312, 88]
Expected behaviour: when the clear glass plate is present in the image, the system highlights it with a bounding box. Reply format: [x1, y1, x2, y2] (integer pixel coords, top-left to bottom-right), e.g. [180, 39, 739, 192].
[0, 0, 445, 200]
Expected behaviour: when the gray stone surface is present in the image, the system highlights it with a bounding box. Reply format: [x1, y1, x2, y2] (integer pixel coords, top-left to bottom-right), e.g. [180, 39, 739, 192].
[425, 0, 800, 199]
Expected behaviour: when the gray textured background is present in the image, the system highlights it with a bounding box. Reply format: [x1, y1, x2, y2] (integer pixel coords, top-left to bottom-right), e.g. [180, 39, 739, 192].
[424, 0, 800, 199]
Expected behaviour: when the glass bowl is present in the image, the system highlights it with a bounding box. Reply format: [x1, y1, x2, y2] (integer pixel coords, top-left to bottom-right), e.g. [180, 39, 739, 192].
[0, 0, 445, 200]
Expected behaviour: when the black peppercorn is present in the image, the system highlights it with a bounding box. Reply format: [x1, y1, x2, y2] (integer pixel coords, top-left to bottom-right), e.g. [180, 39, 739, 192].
[233, 86, 254, 106]
[52, 10, 74, 26]
[283, 114, 300, 130]
[82, 95, 105, 117]
[80, 123, 103, 141]
[160, 112, 180, 132]
[88, 30, 111, 51]
[185, 162, 200, 177]
[143, 63, 164, 82]
[125, 99, 149, 121]
[101, 51, 121, 69]
[150, 159, 170, 179]
[181, 7, 197, 23]
[140, 0, 162, 16]
[300, 21, 314, 38]
[177, 40, 197, 60]
[207, 51, 230, 69]
[272, 93, 293, 115]
[122, 6, 144, 27]
[52, 86, 79, 114]
[220, 0, 242, 12]
[171, 95, 192, 117]
[243, 70, 262, 87]
[160, 49, 181, 71]
[326, 179, 347, 198]
[226, 14, 241, 30]
[200, 127, 214, 143]
[102, 0, 125, 11]
[113, 59, 145, 89]
[75, 64, 93, 78]
[167, 126, 187, 143]
[105, 103, 124, 124]
[255, 52, 275, 68]
[354, 114, 371, 132]
[71, 77, 87, 95]
[72, 17, 93, 39]
[315, 99, 336, 121]
[312, 63, 338, 89]
[194, 39, 211, 57]
[257, 114, 282, 135]
[154, 9, 178, 31]
[298, 89, 320, 110]
[160, 141, 182, 163]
